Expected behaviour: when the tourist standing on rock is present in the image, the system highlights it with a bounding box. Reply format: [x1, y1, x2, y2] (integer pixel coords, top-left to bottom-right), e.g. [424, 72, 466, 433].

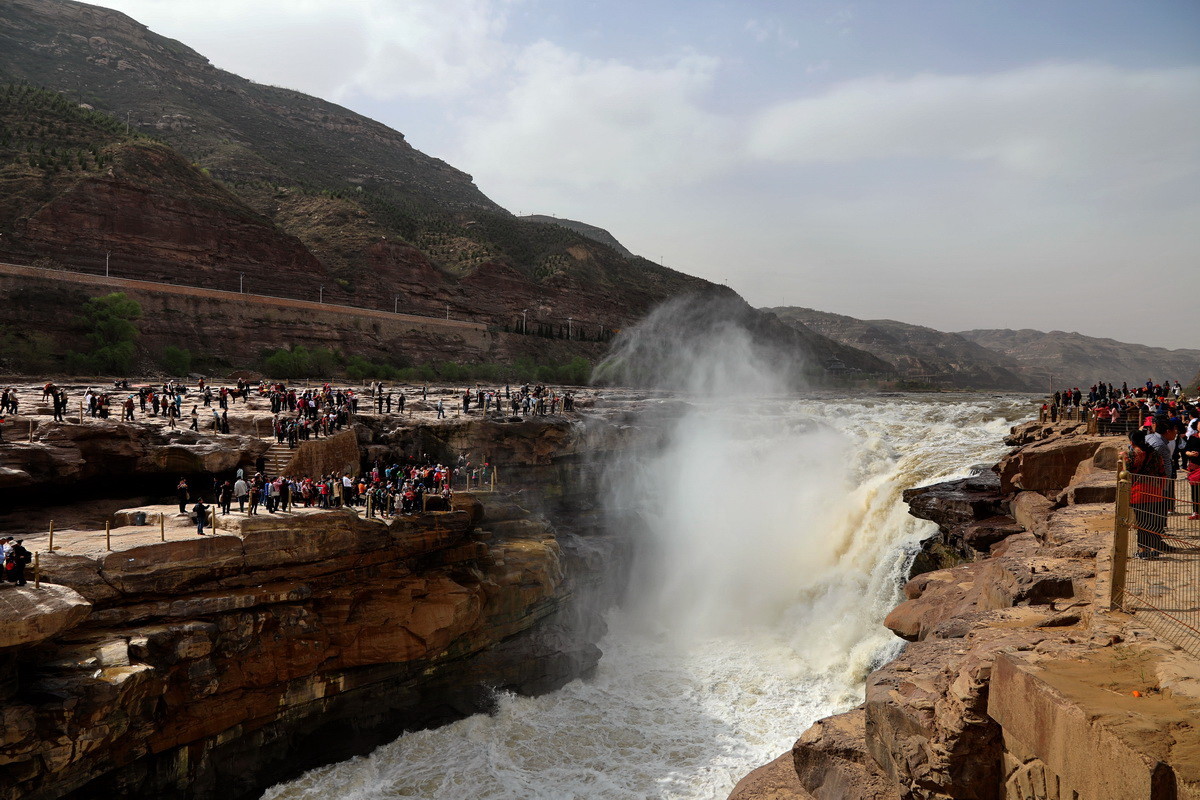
[437, 398, 445, 419]
[219, 481, 233, 516]
[176, 478, 190, 514]
[234, 475, 249, 512]
[1183, 429, 1200, 521]
[1146, 420, 1179, 513]
[8, 540, 29, 586]
[1127, 430, 1168, 559]
[193, 500, 209, 536]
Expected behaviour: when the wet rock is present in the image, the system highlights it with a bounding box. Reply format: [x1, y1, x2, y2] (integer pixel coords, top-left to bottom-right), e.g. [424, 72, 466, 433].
[727, 751, 814, 800]
[792, 707, 893, 800]
[903, 475, 1006, 532]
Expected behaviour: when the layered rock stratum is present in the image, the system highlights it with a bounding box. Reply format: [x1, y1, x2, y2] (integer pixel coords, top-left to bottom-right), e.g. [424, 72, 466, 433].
[0, 392, 640, 800]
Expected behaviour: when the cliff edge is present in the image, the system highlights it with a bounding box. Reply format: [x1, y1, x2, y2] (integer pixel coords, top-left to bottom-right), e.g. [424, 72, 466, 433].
[730, 421, 1200, 800]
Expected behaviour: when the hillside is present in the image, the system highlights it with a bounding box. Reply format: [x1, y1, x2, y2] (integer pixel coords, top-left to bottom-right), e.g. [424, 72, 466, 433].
[519, 215, 634, 258]
[0, 0, 892, 382]
[958, 329, 1200, 391]
[769, 307, 1035, 390]
[0, 0, 716, 331]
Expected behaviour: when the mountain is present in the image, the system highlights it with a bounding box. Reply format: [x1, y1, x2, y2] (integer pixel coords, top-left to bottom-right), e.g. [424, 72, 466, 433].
[0, 0, 714, 332]
[0, 0, 890, 382]
[957, 329, 1200, 392]
[0, 0, 496, 213]
[518, 216, 634, 258]
[768, 307, 1035, 390]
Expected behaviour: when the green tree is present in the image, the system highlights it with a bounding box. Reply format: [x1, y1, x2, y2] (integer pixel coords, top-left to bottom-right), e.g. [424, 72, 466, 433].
[78, 292, 141, 374]
[161, 345, 191, 375]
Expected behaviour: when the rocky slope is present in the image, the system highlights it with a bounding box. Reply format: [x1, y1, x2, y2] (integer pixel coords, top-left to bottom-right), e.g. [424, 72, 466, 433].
[0, 0, 495, 213]
[768, 307, 1036, 391]
[0, 0, 720, 339]
[518, 215, 635, 258]
[730, 421, 1200, 800]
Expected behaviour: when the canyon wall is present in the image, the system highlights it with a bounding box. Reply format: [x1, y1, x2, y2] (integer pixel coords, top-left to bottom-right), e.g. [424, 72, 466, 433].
[0, 414, 632, 800]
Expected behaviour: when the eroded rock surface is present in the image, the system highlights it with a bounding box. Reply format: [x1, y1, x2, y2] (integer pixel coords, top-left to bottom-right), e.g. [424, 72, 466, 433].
[731, 421, 1200, 800]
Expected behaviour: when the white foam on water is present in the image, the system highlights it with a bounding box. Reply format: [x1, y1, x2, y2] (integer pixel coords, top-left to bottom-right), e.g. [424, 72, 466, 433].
[263, 392, 1032, 800]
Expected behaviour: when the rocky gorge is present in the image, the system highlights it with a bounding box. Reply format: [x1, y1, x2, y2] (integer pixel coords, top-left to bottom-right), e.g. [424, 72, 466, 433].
[0, 401, 646, 800]
[730, 419, 1200, 800]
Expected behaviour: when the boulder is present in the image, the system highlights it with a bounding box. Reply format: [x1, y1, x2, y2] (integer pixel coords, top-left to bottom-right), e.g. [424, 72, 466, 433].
[959, 515, 1024, 552]
[903, 474, 1006, 532]
[0, 584, 91, 649]
[996, 436, 1104, 494]
[728, 752, 814, 800]
[792, 708, 895, 800]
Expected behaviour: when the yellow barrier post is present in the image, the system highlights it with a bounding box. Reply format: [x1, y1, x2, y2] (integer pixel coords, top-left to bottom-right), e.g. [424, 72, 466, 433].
[105, 520, 111, 551]
[1110, 457, 1132, 609]
[48, 520, 54, 553]
[491, 467, 496, 492]
[33, 552, 40, 589]
[210, 508, 216, 533]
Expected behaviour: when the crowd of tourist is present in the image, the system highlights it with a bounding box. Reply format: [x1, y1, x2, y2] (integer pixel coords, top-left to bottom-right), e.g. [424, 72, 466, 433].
[177, 453, 492, 534]
[0, 377, 580, 434]
[1102, 380, 1200, 560]
[1041, 378, 1196, 433]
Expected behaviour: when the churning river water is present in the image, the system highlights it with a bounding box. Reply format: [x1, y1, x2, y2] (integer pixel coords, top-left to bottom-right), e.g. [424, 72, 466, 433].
[263, 393, 1034, 800]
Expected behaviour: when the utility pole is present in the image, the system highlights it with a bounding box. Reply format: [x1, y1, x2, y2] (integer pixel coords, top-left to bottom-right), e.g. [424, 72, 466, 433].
[522, 309, 528, 335]
[567, 317, 572, 340]
[125, 111, 130, 135]
[239, 273, 244, 293]
[105, 251, 110, 277]
[445, 304, 449, 320]
[394, 294, 399, 314]
[319, 285, 323, 304]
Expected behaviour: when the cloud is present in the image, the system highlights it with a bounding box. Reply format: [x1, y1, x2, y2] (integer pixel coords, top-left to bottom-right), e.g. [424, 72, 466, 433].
[97, 0, 513, 100]
[747, 63, 1200, 189]
[458, 42, 736, 189]
[744, 19, 799, 50]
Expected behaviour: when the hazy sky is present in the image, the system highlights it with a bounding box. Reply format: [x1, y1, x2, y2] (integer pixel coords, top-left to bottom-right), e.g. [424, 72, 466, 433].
[95, 0, 1199, 348]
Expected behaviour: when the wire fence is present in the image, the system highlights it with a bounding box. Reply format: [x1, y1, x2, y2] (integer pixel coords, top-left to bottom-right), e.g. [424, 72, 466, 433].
[1110, 462, 1200, 657]
[1035, 403, 1177, 437]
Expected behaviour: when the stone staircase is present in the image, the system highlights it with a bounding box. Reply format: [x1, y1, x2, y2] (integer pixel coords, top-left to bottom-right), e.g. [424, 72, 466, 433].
[262, 441, 294, 477]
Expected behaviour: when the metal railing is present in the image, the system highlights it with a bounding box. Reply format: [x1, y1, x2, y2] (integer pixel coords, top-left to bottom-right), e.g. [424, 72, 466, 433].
[1110, 461, 1200, 656]
[1038, 405, 1090, 423]
[1035, 403, 1175, 437]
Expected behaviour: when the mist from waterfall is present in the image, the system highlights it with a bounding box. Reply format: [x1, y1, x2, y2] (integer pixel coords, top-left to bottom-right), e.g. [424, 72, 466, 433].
[264, 297, 1032, 799]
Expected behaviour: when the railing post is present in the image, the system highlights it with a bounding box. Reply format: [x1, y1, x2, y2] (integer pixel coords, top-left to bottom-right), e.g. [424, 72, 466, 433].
[160, 514, 165, 542]
[48, 520, 53, 553]
[105, 519, 111, 551]
[33, 552, 40, 589]
[1110, 458, 1132, 609]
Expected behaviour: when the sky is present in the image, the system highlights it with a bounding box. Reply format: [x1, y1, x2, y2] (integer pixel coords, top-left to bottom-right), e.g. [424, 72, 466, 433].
[93, 0, 1200, 348]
